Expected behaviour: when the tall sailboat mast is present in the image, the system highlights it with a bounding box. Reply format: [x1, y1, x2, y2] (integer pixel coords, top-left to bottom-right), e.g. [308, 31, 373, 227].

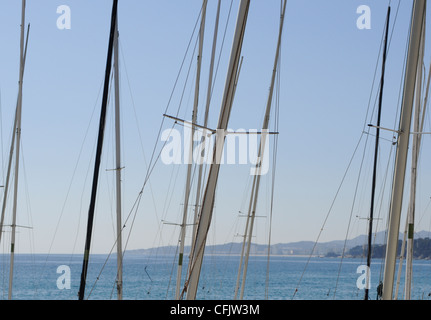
[185, 0, 251, 300]
[7, 0, 27, 300]
[234, 0, 286, 300]
[0, 9, 29, 248]
[175, 0, 208, 300]
[78, 0, 119, 300]
[405, 8, 426, 299]
[382, 0, 426, 300]
[364, 6, 390, 301]
[113, 15, 123, 301]
[188, 0, 221, 267]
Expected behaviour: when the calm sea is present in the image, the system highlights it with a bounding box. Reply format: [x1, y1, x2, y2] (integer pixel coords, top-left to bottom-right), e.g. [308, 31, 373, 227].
[0, 253, 430, 300]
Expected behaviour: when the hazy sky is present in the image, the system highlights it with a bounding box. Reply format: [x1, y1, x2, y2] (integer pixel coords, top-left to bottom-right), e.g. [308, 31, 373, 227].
[0, 0, 431, 255]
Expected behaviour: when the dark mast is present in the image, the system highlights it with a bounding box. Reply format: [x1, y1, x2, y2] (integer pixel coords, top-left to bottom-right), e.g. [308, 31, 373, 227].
[78, 0, 119, 300]
[365, 6, 390, 301]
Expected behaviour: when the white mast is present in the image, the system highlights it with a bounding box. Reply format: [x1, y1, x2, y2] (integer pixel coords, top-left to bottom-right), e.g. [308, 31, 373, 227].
[175, 0, 208, 300]
[8, 0, 26, 300]
[405, 13, 426, 300]
[395, 45, 430, 300]
[394, 219, 408, 299]
[189, 0, 221, 264]
[382, 0, 426, 300]
[185, 0, 250, 300]
[235, 0, 286, 300]
[113, 16, 123, 300]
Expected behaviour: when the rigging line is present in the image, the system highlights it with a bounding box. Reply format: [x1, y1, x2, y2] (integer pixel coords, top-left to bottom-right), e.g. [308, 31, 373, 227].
[265, 161, 276, 299]
[352, 1, 404, 290]
[82, 70, 115, 253]
[176, 31, 200, 120]
[127, 112, 196, 251]
[361, 6, 388, 131]
[347, 137, 395, 291]
[390, 1, 412, 136]
[351, 125, 400, 295]
[93, 192, 155, 300]
[363, 0, 401, 131]
[42, 81, 104, 254]
[333, 123, 372, 299]
[33, 65, 105, 297]
[416, 197, 431, 229]
[100, 15, 204, 271]
[292, 132, 365, 299]
[265, 60, 281, 300]
[142, 266, 153, 297]
[374, 142, 395, 272]
[121, 6, 205, 237]
[74, 129, 99, 251]
[87, 233, 120, 299]
[206, 0, 234, 114]
[19, 140, 35, 252]
[106, 149, 177, 297]
[118, 39, 148, 171]
[161, 151, 183, 221]
[119, 40, 167, 239]
[362, 131, 394, 143]
[141, 3, 204, 184]
[13, 142, 38, 296]
[140, 137, 181, 262]
[1, 108, 15, 181]
[88, 172, 148, 300]
[119, 117, 174, 229]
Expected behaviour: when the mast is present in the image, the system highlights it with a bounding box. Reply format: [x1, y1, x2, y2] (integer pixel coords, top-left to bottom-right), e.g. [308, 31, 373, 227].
[189, 0, 221, 268]
[394, 218, 408, 299]
[113, 15, 123, 300]
[78, 0, 119, 300]
[8, 0, 27, 300]
[382, 0, 425, 300]
[364, 6, 390, 301]
[234, 177, 256, 300]
[175, 0, 208, 300]
[234, 0, 287, 300]
[185, 0, 251, 300]
[405, 10, 426, 299]
[0, 21, 29, 248]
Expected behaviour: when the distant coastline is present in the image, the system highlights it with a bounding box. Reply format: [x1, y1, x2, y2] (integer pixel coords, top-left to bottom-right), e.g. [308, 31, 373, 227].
[126, 230, 431, 259]
[339, 238, 431, 260]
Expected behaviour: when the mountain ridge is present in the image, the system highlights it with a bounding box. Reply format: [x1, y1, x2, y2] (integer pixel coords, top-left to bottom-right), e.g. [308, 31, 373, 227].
[127, 230, 431, 257]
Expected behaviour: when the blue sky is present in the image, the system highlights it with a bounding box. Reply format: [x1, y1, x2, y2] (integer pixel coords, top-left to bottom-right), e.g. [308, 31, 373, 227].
[0, 0, 431, 255]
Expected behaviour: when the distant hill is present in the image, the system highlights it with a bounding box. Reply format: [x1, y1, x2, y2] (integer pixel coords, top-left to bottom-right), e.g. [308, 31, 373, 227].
[347, 237, 431, 259]
[127, 230, 431, 257]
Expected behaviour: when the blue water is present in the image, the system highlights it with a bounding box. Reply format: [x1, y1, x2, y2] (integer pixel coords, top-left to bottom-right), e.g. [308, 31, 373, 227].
[1, 253, 430, 300]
